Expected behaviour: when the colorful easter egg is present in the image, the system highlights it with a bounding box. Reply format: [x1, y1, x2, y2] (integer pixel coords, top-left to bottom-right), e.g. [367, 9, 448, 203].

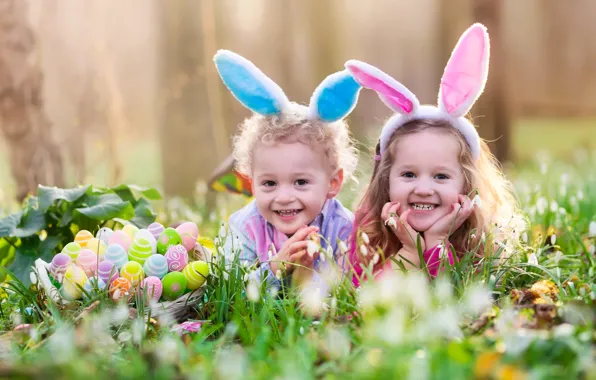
[141, 276, 163, 302]
[108, 230, 132, 252]
[104, 244, 128, 269]
[74, 230, 94, 249]
[165, 244, 189, 272]
[76, 249, 98, 277]
[182, 260, 209, 290]
[176, 222, 199, 252]
[143, 254, 168, 279]
[97, 260, 119, 285]
[148, 222, 165, 242]
[157, 228, 182, 254]
[83, 276, 106, 298]
[121, 261, 144, 286]
[86, 238, 107, 261]
[61, 242, 82, 260]
[122, 224, 139, 240]
[109, 277, 132, 301]
[50, 253, 72, 278]
[61, 281, 82, 300]
[96, 227, 113, 246]
[63, 264, 87, 299]
[135, 229, 157, 254]
[161, 271, 187, 301]
[128, 237, 154, 265]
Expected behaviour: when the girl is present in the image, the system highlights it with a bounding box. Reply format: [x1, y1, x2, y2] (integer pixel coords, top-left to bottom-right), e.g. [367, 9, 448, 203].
[213, 50, 362, 288]
[344, 24, 525, 285]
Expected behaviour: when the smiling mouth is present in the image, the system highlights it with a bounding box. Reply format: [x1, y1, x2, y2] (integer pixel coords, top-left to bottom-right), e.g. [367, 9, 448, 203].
[275, 209, 302, 217]
[411, 203, 437, 211]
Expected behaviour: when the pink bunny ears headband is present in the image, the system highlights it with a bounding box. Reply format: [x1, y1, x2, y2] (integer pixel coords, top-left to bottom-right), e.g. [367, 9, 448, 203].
[345, 23, 490, 160]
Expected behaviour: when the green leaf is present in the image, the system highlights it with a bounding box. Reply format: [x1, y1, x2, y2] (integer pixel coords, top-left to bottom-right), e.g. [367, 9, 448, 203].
[39, 236, 62, 261]
[122, 184, 162, 201]
[0, 211, 23, 238]
[8, 236, 41, 285]
[74, 194, 135, 221]
[38, 185, 90, 212]
[131, 198, 157, 228]
[12, 208, 45, 238]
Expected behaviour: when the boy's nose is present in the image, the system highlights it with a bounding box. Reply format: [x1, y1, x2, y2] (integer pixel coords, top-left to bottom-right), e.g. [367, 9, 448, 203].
[275, 186, 296, 203]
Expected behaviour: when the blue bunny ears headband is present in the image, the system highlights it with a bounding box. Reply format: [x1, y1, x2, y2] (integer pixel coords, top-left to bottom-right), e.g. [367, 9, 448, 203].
[213, 50, 362, 122]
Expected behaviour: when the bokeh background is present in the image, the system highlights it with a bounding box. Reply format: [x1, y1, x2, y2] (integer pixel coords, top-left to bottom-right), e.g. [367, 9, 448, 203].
[1, 0, 595, 210]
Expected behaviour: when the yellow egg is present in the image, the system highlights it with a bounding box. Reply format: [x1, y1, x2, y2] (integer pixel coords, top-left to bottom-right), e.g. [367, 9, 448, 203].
[61, 281, 82, 300]
[121, 261, 144, 287]
[183, 261, 209, 290]
[64, 264, 88, 287]
[74, 230, 94, 249]
[86, 238, 107, 261]
[122, 225, 140, 240]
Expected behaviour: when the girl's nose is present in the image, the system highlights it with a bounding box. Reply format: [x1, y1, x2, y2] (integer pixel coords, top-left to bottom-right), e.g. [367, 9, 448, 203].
[413, 178, 435, 196]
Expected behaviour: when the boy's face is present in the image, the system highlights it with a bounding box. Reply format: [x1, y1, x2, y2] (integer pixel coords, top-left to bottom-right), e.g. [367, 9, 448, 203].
[251, 141, 343, 236]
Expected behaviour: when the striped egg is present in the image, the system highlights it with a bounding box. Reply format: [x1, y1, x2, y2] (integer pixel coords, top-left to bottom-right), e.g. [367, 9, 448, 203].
[74, 230, 94, 249]
[148, 222, 165, 242]
[104, 244, 128, 269]
[121, 261, 144, 286]
[141, 276, 163, 302]
[122, 224, 139, 240]
[109, 277, 132, 301]
[50, 253, 72, 279]
[97, 260, 119, 285]
[86, 238, 107, 261]
[76, 249, 98, 277]
[128, 237, 153, 265]
[176, 222, 199, 252]
[165, 244, 189, 272]
[108, 230, 132, 252]
[135, 229, 157, 254]
[61, 242, 82, 260]
[161, 271, 187, 301]
[143, 254, 168, 279]
[183, 260, 209, 290]
[96, 227, 113, 246]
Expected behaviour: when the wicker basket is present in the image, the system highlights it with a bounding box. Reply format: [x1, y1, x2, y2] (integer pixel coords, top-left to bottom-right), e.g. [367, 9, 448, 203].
[34, 258, 205, 321]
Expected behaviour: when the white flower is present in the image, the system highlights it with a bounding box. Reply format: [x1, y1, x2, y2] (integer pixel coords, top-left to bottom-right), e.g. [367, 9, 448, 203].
[385, 217, 397, 229]
[521, 232, 528, 243]
[306, 240, 318, 258]
[559, 207, 567, 216]
[550, 200, 558, 212]
[118, 331, 132, 343]
[471, 194, 482, 208]
[550, 234, 557, 246]
[326, 246, 333, 259]
[320, 252, 326, 262]
[269, 286, 279, 298]
[481, 232, 486, 242]
[463, 285, 493, 314]
[246, 280, 260, 302]
[372, 253, 380, 265]
[589, 221, 596, 238]
[577, 190, 584, 201]
[218, 223, 227, 238]
[338, 240, 348, 254]
[301, 284, 325, 316]
[553, 323, 575, 338]
[131, 319, 145, 345]
[360, 244, 368, 257]
[438, 244, 447, 259]
[275, 270, 282, 280]
[156, 336, 179, 364]
[536, 197, 547, 215]
[528, 253, 538, 265]
[243, 273, 249, 282]
[361, 232, 370, 244]
[29, 271, 38, 285]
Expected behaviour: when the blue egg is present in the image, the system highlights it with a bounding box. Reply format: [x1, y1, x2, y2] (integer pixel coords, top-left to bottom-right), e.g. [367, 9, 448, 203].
[143, 254, 168, 279]
[104, 244, 128, 269]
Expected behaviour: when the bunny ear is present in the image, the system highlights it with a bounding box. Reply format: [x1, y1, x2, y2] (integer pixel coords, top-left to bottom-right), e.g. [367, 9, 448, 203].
[308, 70, 362, 122]
[438, 23, 490, 117]
[345, 59, 419, 115]
[213, 50, 289, 115]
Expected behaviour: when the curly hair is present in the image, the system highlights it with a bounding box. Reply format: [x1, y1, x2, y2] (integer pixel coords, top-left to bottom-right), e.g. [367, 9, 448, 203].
[232, 102, 359, 180]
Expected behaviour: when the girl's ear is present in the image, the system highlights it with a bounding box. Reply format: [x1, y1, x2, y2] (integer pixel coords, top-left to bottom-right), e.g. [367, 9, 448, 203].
[327, 168, 344, 199]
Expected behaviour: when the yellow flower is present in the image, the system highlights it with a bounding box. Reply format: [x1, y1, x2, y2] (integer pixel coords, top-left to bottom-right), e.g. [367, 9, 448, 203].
[496, 364, 528, 380]
[474, 351, 501, 378]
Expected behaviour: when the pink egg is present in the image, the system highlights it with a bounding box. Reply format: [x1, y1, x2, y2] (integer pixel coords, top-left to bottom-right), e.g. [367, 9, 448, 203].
[98, 260, 119, 284]
[165, 244, 189, 272]
[76, 249, 98, 277]
[142, 276, 163, 302]
[175, 222, 199, 252]
[108, 230, 132, 252]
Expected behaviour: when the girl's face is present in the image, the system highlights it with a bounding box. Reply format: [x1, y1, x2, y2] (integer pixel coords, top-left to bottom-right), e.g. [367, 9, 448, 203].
[388, 130, 466, 232]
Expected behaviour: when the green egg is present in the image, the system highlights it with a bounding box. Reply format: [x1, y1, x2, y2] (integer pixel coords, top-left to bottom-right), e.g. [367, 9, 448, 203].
[161, 271, 187, 301]
[157, 228, 182, 255]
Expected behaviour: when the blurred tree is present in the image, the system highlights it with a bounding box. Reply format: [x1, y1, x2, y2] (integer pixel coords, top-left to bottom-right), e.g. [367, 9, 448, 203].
[0, 0, 65, 202]
[159, 0, 220, 202]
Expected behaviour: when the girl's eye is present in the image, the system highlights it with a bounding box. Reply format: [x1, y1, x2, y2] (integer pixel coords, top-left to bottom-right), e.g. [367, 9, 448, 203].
[295, 179, 309, 186]
[435, 173, 450, 180]
[262, 180, 276, 187]
[401, 172, 416, 178]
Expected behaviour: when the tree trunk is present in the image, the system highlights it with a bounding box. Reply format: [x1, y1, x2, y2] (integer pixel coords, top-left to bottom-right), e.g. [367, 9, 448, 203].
[0, 0, 64, 202]
[158, 0, 217, 201]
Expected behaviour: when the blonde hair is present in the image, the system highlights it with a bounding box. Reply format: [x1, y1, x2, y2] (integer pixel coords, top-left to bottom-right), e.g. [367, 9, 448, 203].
[233, 103, 358, 179]
[352, 118, 525, 265]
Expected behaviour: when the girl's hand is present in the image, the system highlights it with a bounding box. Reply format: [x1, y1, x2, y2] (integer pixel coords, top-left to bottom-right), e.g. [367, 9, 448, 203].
[424, 194, 474, 248]
[382, 201, 425, 255]
[269, 226, 319, 275]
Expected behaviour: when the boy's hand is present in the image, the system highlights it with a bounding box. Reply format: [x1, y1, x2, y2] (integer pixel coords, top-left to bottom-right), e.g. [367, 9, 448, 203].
[269, 225, 319, 275]
[424, 194, 474, 248]
[382, 201, 425, 255]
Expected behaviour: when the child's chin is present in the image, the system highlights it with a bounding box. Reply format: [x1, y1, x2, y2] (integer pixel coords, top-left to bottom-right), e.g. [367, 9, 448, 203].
[409, 219, 436, 233]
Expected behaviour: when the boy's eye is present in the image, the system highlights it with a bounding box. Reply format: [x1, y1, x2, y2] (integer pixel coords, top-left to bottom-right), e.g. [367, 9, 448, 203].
[435, 173, 450, 180]
[295, 179, 309, 186]
[401, 172, 416, 178]
[262, 180, 276, 187]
